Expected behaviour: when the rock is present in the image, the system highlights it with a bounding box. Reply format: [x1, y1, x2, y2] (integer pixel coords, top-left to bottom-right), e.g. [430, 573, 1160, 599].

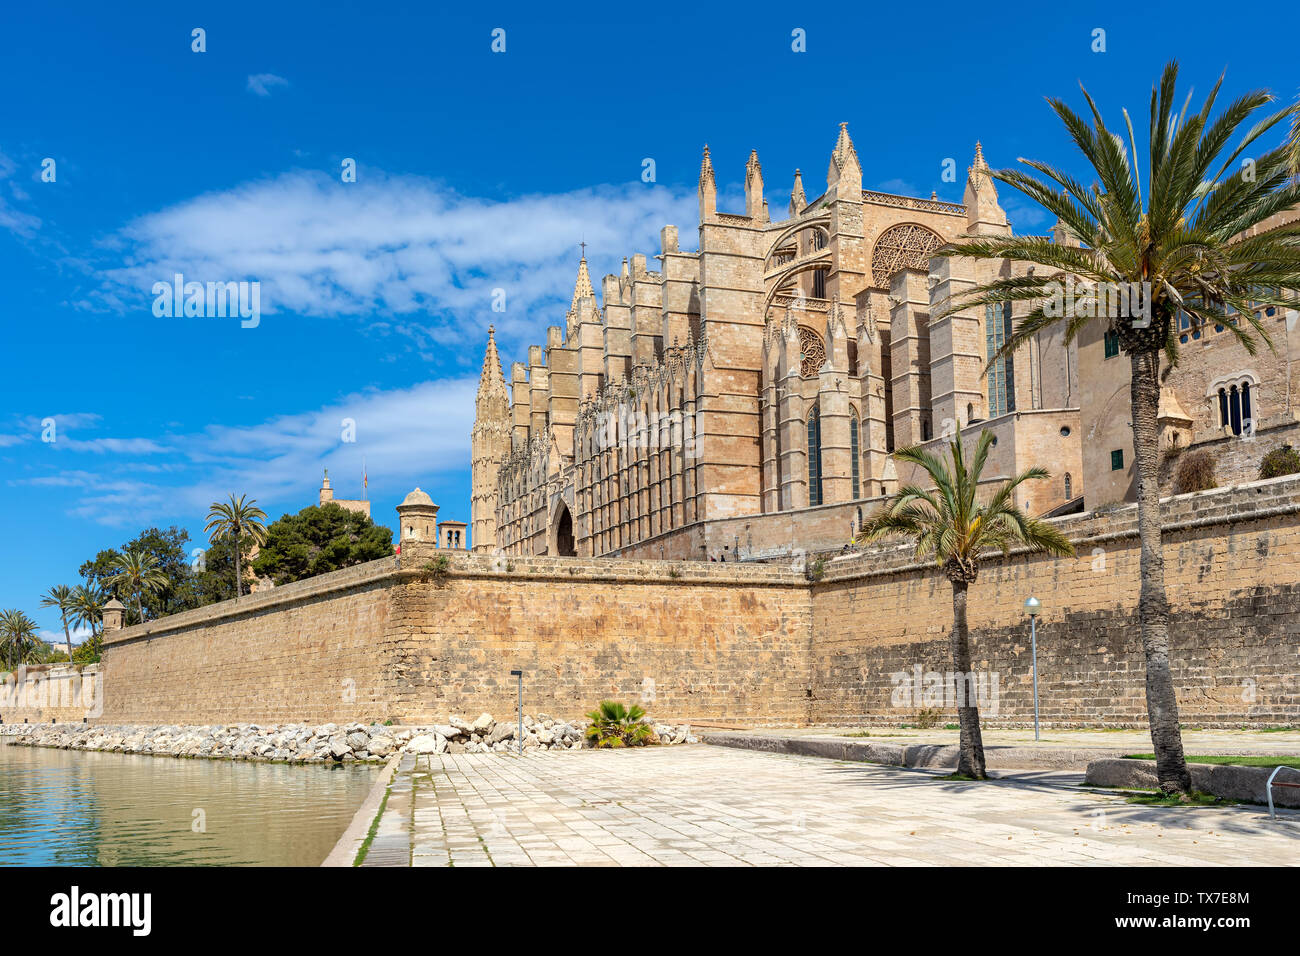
[345, 731, 370, 751]
[433, 724, 459, 740]
[367, 735, 396, 757]
[449, 715, 473, 735]
[406, 733, 446, 755]
[488, 722, 515, 745]
[471, 712, 495, 735]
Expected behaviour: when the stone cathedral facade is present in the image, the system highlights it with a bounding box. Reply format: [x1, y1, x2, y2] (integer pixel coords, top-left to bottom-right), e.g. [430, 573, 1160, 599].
[472, 125, 1086, 560]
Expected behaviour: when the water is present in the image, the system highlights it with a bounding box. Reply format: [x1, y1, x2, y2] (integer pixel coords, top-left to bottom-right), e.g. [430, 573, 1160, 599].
[0, 741, 379, 866]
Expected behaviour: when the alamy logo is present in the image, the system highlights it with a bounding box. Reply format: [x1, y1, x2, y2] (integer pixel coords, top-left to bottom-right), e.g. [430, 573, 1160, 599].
[890, 665, 1000, 714]
[152, 273, 261, 328]
[49, 886, 151, 936]
[1043, 277, 1152, 328]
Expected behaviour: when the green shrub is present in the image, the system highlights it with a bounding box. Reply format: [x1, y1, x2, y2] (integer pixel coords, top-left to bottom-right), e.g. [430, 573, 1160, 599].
[584, 700, 655, 748]
[1173, 449, 1216, 494]
[419, 555, 451, 584]
[1259, 444, 1300, 480]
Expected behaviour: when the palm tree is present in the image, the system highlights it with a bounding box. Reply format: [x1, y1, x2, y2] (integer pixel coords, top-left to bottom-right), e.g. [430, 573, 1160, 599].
[938, 63, 1300, 794]
[204, 494, 268, 598]
[108, 550, 168, 625]
[858, 431, 1074, 779]
[0, 609, 41, 669]
[39, 584, 77, 662]
[69, 584, 105, 656]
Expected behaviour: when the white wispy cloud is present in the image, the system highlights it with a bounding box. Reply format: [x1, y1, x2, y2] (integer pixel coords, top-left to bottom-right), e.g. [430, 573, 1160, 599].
[15, 378, 478, 526]
[92, 171, 697, 348]
[246, 73, 290, 97]
[0, 147, 41, 236]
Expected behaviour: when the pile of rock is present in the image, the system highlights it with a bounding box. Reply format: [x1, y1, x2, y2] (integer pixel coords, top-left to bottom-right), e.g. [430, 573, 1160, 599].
[9, 714, 696, 763]
[407, 712, 696, 755]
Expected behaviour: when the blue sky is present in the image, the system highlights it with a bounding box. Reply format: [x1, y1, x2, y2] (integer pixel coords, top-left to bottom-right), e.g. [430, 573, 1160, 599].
[1, 0, 1297, 640]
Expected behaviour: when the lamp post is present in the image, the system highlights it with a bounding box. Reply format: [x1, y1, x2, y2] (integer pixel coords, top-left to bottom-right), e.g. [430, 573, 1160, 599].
[510, 669, 523, 755]
[1024, 596, 1042, 740]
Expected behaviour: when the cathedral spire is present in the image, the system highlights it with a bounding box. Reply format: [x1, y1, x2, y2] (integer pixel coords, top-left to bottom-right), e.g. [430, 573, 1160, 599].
[789, 168, 806, 215]
[827, 122, 861, 191]
[745, 149, 765, 220]
[963, 140, 1008, 235]
[568, 255, 596, 316]
[698, 144, 717, 221]
[476, 325, 509, 414]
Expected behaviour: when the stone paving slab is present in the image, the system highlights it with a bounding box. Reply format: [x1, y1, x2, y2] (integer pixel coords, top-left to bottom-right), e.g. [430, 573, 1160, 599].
[370, 745, 1300, 867]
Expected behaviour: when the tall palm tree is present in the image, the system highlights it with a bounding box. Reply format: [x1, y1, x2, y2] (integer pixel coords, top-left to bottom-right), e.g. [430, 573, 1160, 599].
[858, 431, 1074, 779]
[108, 550, 168, 625]
[69, 584, 105, 656]
[39, 584, 77, 662]
[939, 63, 1300, 794]
[204, 494, 268, 598]
[0, 609, 41, 669]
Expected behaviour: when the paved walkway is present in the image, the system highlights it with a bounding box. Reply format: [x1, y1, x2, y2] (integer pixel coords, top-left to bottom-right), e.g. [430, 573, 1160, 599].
[360, 745, 1300, 867]
[697, 725, 1300, 754]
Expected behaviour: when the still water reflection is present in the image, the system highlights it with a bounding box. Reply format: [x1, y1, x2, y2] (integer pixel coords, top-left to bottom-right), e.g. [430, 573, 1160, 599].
[0, 741, 378, 866]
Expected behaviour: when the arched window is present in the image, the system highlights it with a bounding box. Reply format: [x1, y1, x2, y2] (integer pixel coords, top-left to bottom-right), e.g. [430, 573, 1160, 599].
[1064, 473, 1072, 500]
[850, 409, 861, 500]
[1214, 374, 1258, 436]
[807, 403, 824, 506]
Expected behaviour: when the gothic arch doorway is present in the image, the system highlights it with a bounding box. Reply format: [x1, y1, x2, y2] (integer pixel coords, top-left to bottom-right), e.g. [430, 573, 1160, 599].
[551, 501, 576, 557]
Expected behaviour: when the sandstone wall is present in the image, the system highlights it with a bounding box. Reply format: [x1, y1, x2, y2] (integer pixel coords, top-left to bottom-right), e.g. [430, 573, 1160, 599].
[87, 478, 1300, 729]
[98, 553, 813, 726]
[812, 475, 1300, 727]
[0, 663, 103, 725]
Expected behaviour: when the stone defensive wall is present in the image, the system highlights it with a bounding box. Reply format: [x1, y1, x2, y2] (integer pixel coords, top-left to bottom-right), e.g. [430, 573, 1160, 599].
[89, 553, 814, 726]
[812, 474, 1300, 727]
[13, 476, 1296, 729]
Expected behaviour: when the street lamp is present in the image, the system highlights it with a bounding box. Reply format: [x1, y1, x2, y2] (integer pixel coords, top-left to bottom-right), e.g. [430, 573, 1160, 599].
[1024, 596, 1042, 740]
[509, 669, 523, 755]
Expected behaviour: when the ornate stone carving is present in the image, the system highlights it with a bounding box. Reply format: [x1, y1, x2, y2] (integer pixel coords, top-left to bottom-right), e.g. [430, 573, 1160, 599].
[798, 326, 826, 377]
[871, 223, 945, 287]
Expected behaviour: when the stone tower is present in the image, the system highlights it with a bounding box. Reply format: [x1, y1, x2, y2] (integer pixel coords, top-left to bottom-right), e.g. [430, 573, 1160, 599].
[471, 325, 511, 552]
[396, 487, 439, 544]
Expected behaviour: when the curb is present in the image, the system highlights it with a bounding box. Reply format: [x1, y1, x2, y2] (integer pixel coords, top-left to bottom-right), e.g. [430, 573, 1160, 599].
[321, 754, 402, 867]
[699, 731, 1129, 771]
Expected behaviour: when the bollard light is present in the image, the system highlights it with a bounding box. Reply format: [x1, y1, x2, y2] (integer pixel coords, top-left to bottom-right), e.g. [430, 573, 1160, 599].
[510, 670, 523, 755]
[1025, 596, 1041, 740]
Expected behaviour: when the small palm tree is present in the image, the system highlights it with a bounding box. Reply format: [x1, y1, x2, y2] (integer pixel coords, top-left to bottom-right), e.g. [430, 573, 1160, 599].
[39, 584, 77, 662]
[938, 63, 1300, 793]
[69, 584, 106, 655]
[108, 550, 168, 625]
[204, 494, 268, 599]
[858, 431, 1074, 779]
[0, 609, 41, 669]
[584, 700, 654, 748]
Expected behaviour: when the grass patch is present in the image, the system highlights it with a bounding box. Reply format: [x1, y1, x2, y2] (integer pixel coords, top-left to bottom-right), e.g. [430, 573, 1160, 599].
[1123, 754, 1300, 769]
[1124, 789, 1233, 807]
[351, 782, 392, 867]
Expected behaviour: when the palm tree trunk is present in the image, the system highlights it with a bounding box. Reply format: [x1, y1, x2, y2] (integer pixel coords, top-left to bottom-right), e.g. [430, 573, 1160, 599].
[233, 536, 243, 598]
[949, 579, 987, 779]
[1130, 349, 1192, 794]
[62, 613, 72, 662]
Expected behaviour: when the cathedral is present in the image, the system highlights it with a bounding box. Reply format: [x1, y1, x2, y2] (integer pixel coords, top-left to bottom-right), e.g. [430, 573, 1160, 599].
[470, 123, 1300, 560]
